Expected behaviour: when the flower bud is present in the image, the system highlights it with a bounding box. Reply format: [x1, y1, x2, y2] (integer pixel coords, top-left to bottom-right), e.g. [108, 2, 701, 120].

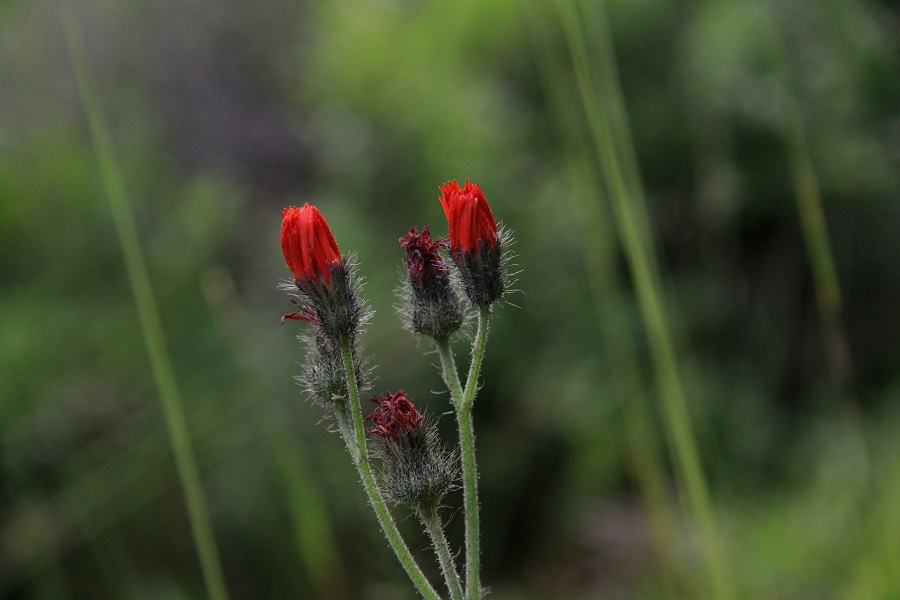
[400, 225, 463, 341]
[438, 180, 505, 306]
[280, 204, 360, 341]
[281, 204, 341, 284]
[368, 391, 456, 511]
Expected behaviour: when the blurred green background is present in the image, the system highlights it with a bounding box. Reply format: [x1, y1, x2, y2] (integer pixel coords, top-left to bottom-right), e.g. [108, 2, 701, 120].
[2, 0, 900, 598]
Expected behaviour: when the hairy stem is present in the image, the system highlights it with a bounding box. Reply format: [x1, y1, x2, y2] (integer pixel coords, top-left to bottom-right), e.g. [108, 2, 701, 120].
[463, 306, 492, 407]
[337, 343, 440, 600]
[419, 506, 464, 600]
[441, 305, 491, 599]
[456, 401, 480, 600]
[436, 340, 465, 405]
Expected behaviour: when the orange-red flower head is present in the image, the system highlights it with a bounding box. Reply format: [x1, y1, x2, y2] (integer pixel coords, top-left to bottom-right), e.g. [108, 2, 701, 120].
[438, 179, 505, 306]
[279, 203, 360, 340]
[280, 203, 342, 284]
[438, 180, 498, 255]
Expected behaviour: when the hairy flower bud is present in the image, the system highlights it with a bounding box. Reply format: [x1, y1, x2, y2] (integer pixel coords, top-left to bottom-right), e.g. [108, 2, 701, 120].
[400, 225, 463, 340]
[439, 180, 505, 306]
[280, 204, 360, 341]
[368, 391, 456, 511]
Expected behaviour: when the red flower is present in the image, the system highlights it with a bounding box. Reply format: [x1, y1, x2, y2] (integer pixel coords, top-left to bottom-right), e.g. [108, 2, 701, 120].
[438, 180, 498, 255]
[280, 203, 342, 284]
[368, 391, 423, 439]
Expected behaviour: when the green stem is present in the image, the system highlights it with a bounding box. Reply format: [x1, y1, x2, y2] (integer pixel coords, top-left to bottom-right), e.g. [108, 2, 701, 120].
[61, 8, 229, 600]
[552, 1, 734, 598]
[434, 341, 473, 598]
[419, 506, 464, 600]
[444, 305, 491, 599]
[436, 340, 465, 405]
[456, 401, 480, 600]
[525, 7, 680, 577]
[337, 343, 441, 600]
[463, 307, 492, 406]
[761, 2, 856, 407]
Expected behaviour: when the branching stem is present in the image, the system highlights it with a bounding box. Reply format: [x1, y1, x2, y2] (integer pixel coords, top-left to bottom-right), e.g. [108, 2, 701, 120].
[437, 304, 491, 599]
[338, 342, 440, 600]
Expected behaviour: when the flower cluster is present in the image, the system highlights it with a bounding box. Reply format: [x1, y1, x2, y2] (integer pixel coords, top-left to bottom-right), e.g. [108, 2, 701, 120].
[278, 178, 510, 598]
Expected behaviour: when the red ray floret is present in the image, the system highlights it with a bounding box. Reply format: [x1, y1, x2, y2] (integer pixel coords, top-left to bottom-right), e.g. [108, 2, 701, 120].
[280, 203, 342, 284]
[438, 179, 498, 254]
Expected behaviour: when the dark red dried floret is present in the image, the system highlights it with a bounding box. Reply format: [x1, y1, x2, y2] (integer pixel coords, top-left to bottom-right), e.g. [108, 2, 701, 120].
[400, 224, 449, 281]
[368, 391, 423, 439]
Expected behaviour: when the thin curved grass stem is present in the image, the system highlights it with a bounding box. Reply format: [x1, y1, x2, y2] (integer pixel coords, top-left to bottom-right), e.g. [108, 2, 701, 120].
[62, 8, 230, 599]
[552, 1, 734, 597]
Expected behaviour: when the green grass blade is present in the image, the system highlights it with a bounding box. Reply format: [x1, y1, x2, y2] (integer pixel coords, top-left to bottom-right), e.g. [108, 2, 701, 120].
[550, 0, 735, 597]
[61, 7, 229, 600]
[525, 2, 680, 579]
[199, 269, 348, 596]
[760, 3, 857, 407]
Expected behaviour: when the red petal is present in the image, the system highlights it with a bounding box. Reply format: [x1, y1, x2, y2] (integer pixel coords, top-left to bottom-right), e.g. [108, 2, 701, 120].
[280, 203, 342, 283]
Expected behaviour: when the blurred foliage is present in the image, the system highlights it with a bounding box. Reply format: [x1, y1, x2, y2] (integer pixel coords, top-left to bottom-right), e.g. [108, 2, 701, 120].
[1, 0, 899, 598]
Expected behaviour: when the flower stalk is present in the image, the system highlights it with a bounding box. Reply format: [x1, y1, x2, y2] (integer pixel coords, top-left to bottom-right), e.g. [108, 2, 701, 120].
[462, 306, 490, 599]
[436, 305, 491, 600]
[431, 180, 504, 599]
[338, 342, 441, 600]
[418, 506, 465, 600]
